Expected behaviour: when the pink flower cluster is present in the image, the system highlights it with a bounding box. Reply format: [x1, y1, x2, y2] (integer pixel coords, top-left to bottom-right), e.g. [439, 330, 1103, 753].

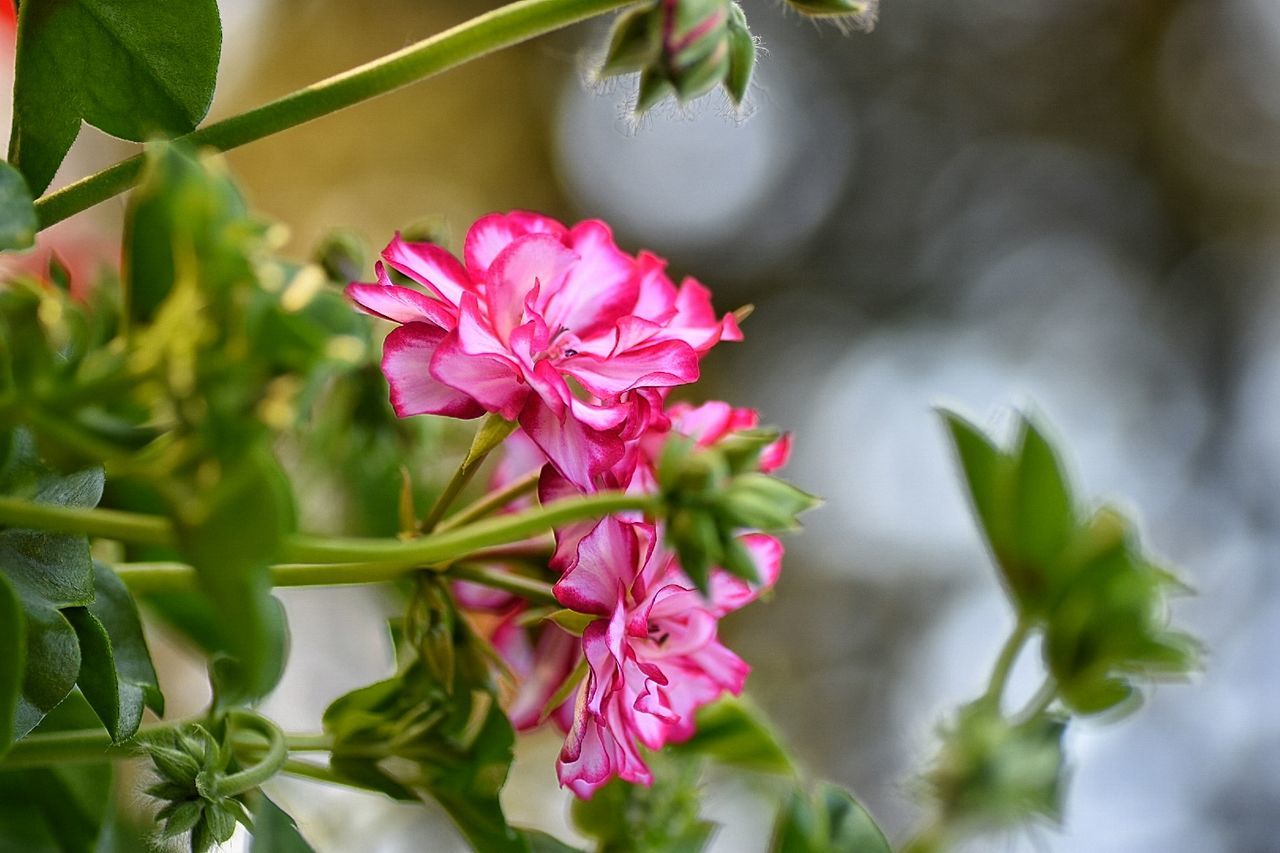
[349, 212, 789, 798]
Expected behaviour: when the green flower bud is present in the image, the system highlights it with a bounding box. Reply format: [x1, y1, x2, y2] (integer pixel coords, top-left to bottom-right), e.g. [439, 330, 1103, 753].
[601, 0, 757, 112]
[783, 0, 879, 28]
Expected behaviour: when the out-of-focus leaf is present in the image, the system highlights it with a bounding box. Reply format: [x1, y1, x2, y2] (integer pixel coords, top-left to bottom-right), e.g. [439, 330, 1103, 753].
[10, 0, 222, 194]
[249, 793, 316, 853]
[771, 783, 890, 853]
[519, 829, 585, 852]
[1011, 418, 1075, 572]
[176, 446, 294, 705]
[571, 757, 716, 853]
[63, 562, 162, 742]
[323, 663, 526, 852]
[0, 162, 36, 251]
[0, 694, 115, 852]
[0, 443, 104, 739]
[669, 696, 795, 775]
[0, 573, 23, 757]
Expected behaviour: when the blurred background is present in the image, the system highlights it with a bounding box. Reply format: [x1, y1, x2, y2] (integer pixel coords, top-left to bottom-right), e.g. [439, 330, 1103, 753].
[11, 0, 1280, 849]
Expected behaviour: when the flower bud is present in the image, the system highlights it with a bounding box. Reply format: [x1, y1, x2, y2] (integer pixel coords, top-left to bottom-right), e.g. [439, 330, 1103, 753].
[782, 0, 879, 28]
[600, 0, 758, 111]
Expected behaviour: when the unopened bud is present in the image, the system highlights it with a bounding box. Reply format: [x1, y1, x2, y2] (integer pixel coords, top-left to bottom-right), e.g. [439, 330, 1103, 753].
[601, 0, 757, 112]
[783, 0, 878, 28]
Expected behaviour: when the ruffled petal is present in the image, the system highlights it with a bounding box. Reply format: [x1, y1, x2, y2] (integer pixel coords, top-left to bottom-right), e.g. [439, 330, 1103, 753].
[540, 220, 639, 339]
[346, 279, 456, 329]
[430, 329, 527, 419]
[487, 234, 575, 344]
[520, 398, 624, 490]
[381, 235, 472, 306]
[381, 324, 484, 418]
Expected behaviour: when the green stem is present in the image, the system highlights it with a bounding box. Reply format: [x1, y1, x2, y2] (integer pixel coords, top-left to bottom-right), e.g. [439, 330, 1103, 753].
[436, 468, 541, 532]
[210, 711, 288, 797]
[420, 414, 516, 533]
[0, 491, 655, 568]
[451, 562, 558, 606]
[0, 719, 183, 768]
[32, 0, 636, 229]
[981, 615, 1031, 710]
[1014, 678, 1058, 724]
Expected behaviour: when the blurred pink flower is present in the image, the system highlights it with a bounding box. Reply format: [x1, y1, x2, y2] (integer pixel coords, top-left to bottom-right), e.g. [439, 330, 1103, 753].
[348, 212, 740, 487]
[553, 517, 781, 798]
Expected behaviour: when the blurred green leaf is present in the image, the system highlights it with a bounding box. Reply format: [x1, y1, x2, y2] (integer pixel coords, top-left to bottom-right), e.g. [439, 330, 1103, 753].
[63, 562, 163, 742]
[0, 439, 103, 739]
[177, 446, 294, 705]
[571, 757, 716, 853]
[0, 694, 115, 853]
[669, 696, 795, 775]
[324, 662, 526, 852]
[249, 793, 316, 853]
[519, 829, 584, 852]
[771, 783, 890, 853]
[0, 573, 23, 758]
[1011, 418, 1075, 573]
[9, 0, 222, 194]
[0, 162, 36, 252]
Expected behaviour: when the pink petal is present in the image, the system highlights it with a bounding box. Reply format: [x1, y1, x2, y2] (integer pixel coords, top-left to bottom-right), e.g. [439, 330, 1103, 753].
[706, 534, 784, 616]
[508, 626, 582, 731]
[486, 234, 575, 343]
[520, 398, 624, 490]
[561, 340, 700, 399]
[429, 328, 527, 419]
[555, 518, 638, 616]
[346, 280, 456, 329]
[381, 324, 485, 418]
[540, 220, 639, 339]
[381, 235, 472, 306]
[464, 211, 567, 281]
[760, 432, 793, 473]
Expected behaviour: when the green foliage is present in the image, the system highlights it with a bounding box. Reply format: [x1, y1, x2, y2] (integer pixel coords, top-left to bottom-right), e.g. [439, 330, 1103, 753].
[924, 701, 1067, 832]
[940, 409, 1199, 715]
[659, 432, 818, 593]
[323, 660, 526, 852]
[248, 793, 317, 853]
[771, 783, 891, 853]
[0, 433, 159, 746]
[0, 162, 36, 252]
[63, 561, 163, 742]
[669, 696, 795, 776]
[0, 695, 116, 853]
[572, 757, 716, 853]
[9, 0, 222, 194]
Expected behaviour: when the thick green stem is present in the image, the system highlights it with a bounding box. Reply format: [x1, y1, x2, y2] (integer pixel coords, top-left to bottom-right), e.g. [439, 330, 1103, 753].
[0, 491, 655, 568]
[32, 0, 635, 229]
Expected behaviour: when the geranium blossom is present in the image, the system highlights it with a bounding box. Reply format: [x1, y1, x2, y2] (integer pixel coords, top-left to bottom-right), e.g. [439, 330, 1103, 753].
[347, 212, 741, 486]
[552, 517, 782, 797]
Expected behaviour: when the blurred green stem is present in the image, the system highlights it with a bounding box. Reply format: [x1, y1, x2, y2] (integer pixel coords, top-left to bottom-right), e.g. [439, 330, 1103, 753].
[32, 0, 637, 228]
[0, 490, 652, 564]
[436, 468, 541, 532]
[981, 614, 1030, 710]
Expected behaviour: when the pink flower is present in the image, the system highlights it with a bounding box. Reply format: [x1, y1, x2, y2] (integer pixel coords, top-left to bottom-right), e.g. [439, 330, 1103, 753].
[552, 517, 782, 798]
[347, 212, 741, 487]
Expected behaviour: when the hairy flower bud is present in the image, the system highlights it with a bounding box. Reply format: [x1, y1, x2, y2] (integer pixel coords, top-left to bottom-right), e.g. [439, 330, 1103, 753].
[782, 0, 879, 28]
[601, 0, 757, 111]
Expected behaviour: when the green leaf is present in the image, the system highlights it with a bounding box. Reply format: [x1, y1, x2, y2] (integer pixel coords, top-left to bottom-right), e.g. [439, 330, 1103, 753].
[177, 446, 294, 705]
[63, 562, 163, 742]
[0, 450, 104, 739]
[520, 829, 585, 852]
[0, 573, 24, 758]
[0, 162, 36, 252]
[669, 696, 795, 775]
[0, 694, 115, 853]
[324, 664, 527, 852]
[1011, 417, 1075, 570]
[9, 0, 223, 194]
[249, 794, 316, 853]
[939, 409, 1008, 560]
[771, 783, 890, 853]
